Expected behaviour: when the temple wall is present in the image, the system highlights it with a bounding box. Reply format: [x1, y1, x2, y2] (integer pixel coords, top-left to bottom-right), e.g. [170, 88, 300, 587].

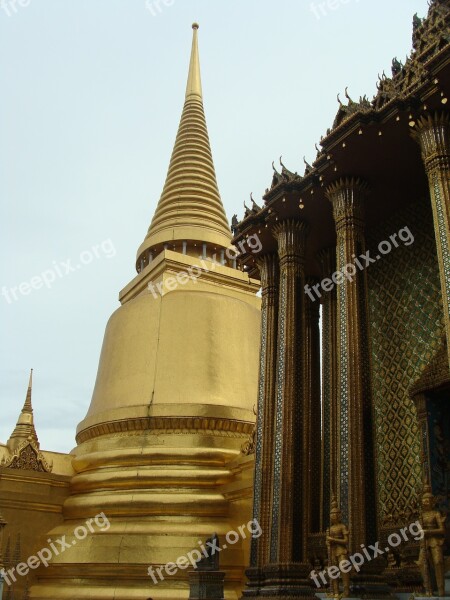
[366, 196, 445, 539]
[0, 448, 72, 599]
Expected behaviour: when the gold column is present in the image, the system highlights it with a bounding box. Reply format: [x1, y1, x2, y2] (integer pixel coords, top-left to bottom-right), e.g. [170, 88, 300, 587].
[305, 284, 322, 533]
[413, 112, 450, 368]
[317, 248, 338, 531]
[261, 220, 315, 598]
[326, 178, 377, 551]
[271, 220, 307, 563]
[244, 254, 279, 597]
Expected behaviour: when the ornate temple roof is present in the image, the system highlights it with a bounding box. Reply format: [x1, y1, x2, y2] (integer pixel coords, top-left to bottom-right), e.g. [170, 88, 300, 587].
[136, 24, 231, 268]
[330, 0, 450, 129]
[233, 0, 450, 241]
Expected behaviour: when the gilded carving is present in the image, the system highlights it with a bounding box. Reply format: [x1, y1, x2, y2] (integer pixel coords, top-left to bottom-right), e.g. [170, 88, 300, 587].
[2, 440, 52, 473]
[326, 498, 351, 598]
[417, 485, 447, 597]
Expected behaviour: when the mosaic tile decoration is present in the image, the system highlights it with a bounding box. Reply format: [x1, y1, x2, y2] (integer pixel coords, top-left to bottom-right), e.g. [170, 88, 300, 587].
[337, 240, 350, 524]
[356, 240, 378, 544]
[250, 291, 268, 567]
[432, 171, 450, 317]
[367, 198, 445, 527]
[270, 272, 287, 562]
[322, 304, 332, 531]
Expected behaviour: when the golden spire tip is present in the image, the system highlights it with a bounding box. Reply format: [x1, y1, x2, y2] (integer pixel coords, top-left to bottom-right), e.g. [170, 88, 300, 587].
[185, 21, 202, 100]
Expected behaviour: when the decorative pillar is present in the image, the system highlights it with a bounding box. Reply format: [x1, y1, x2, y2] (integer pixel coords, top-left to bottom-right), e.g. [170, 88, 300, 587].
[317, 248, 338, 532]
[326, 178, 377, 552]
[243, 254, 279, 597]
[262, 220, 315, 597]
[413, 112, 450, 368]
[305, 283, 322, 534]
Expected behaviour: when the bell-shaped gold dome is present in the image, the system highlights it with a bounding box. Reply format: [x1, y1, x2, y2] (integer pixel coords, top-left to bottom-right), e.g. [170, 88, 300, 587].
[77, 275, 260, 439]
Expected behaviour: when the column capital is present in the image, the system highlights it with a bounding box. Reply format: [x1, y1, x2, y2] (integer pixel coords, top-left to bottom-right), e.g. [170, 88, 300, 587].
[326, 177, 369, 234]
[317, 246, 337, 280]
[412, 111, 450, 171]
[256, 253, 279, 300]
[273, 219, 308, 265]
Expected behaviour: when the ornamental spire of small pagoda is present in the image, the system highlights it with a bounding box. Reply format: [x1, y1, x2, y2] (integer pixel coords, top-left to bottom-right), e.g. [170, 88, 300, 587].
[7, 369, 39, 452]
[136, 23, 231, 269]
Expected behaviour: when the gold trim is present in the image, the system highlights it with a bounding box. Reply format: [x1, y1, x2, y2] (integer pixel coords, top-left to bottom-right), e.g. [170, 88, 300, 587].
[76, 416, 254, 444]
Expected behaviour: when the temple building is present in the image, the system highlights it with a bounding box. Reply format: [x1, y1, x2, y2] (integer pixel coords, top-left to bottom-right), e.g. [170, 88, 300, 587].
[1, 2, 449, 599]
[0, 371, 73, 600]
[233, 0, 450, 597]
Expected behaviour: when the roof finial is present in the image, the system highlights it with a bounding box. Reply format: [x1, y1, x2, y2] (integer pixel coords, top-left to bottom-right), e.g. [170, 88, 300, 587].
[7, 369, 39, 452]
[186, 22, 202, 99]
[23, 368, 33, 413]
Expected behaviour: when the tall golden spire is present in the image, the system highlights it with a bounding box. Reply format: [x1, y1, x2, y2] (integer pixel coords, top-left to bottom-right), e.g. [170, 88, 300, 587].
[7, 369, 39, 451]
[185, 22, 202, 99]
[136, 23, 231, 270]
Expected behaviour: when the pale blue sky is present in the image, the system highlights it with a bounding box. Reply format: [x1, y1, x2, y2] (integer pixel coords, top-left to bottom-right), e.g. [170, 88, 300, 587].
[0, 0, 428, 452]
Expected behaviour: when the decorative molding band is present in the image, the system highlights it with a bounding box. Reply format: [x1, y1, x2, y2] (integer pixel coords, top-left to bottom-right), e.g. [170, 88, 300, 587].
[0, 498, 64, 514]
[0, 472, 70, 487]
[76, 416, 255, 444]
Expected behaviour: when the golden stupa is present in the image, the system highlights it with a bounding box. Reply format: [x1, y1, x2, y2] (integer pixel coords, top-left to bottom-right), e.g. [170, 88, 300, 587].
[30, 24, 261, 600]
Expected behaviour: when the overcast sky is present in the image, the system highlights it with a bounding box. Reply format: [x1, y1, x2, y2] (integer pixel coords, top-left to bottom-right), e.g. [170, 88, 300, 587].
[1, 0, 429, 453]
